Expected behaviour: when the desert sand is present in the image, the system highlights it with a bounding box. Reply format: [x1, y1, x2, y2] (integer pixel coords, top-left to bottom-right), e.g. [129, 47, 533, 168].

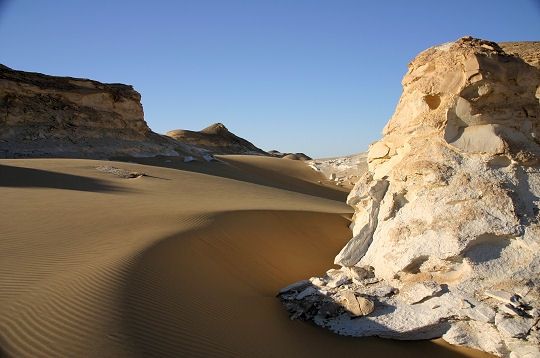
[0, 156, 490, 357]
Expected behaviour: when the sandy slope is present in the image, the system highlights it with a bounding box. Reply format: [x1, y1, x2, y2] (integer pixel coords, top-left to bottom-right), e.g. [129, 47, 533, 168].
[0, 156, 490, 357]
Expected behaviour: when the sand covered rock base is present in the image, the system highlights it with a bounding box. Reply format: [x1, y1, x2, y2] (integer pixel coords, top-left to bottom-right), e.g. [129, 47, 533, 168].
[166, 122, 268, 156]
[281, 37, 540, 357]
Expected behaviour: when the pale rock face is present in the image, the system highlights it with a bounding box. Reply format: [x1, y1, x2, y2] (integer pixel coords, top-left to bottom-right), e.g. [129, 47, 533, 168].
[398, 281, 443, 305]
[307, 153, 368, 190]
[282, 38, 540, 357]
[334, 175, 388, 266]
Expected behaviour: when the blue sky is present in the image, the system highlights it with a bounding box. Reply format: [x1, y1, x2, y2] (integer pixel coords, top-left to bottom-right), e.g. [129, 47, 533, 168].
[1, 0, 539, 157]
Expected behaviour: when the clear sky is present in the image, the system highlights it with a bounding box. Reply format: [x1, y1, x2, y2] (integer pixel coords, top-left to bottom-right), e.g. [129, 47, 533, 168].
[1, 1, 539, 157]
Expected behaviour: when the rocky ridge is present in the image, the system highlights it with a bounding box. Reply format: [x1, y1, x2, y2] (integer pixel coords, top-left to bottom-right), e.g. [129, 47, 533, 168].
[0, 65, 202, 158]
[268, 150, 312, 161]
[280, 37, 540, 357]
[166, 123, 267, 156]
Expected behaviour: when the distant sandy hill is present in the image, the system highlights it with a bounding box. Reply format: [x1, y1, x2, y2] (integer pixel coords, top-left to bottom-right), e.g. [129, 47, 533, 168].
[166, 123, 268, 155]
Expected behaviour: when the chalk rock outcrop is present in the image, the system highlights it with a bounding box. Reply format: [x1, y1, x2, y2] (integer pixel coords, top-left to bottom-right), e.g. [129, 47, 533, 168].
[0, 65, 196, 158]
[307, 153, 368, 190]
[281, 38, 540, 357]
[167, 123, 267, 155]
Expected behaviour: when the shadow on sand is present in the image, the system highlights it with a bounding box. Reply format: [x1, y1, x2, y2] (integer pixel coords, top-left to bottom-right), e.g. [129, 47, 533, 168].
[0, 164, 126, 193]
[116, 156, 349, 202]
[118, 210, 479, 357]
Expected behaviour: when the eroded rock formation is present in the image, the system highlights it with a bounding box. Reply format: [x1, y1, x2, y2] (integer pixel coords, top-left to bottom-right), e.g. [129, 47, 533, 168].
[280, 37, 540, 357]
[0, 65, 197, 158]
[307, 153, 368, 190]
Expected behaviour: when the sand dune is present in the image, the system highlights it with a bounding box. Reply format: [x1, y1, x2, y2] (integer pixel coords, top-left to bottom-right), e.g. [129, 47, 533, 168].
[0, 157, 490, 357]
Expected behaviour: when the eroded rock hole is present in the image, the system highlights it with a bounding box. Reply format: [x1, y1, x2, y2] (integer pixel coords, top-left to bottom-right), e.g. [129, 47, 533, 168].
[424, 94, 441, 110]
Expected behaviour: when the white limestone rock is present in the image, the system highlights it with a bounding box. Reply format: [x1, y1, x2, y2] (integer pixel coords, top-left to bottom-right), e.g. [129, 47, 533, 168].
[495, 313, 536, 339]
[280, 37, 540, 357]
[332, 37, 540, 356]
[443, 320, 508, 357]
[486, 290, 522, 307]
[319, 291, 462, 340]
[307, 153, 368, 190]
[399, 281, 443, 305]
[462, 301, 496, 323]
[334, 176, 389, 266]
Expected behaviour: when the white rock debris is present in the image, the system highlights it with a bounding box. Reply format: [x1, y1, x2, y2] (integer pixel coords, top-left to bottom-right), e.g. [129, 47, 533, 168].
[307, 153, 368, 189]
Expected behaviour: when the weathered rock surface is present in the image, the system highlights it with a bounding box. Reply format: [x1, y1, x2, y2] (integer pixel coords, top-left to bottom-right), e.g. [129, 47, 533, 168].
[167, 122, 267, 156]
[308, 152, 368, 190]
[0, 65, 198, 158]
[280, 37, 540, 357]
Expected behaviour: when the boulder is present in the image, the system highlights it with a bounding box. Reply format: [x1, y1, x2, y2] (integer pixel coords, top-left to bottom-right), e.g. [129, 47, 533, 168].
[495, 313, 536, 339]
[339, 290, 374, 317]
[324, 269, 350, 288]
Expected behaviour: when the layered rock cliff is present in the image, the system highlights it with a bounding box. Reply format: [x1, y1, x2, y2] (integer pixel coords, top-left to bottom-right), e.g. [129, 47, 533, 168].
[0, 65, 196, 158]
[280, 38, 540, 357]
